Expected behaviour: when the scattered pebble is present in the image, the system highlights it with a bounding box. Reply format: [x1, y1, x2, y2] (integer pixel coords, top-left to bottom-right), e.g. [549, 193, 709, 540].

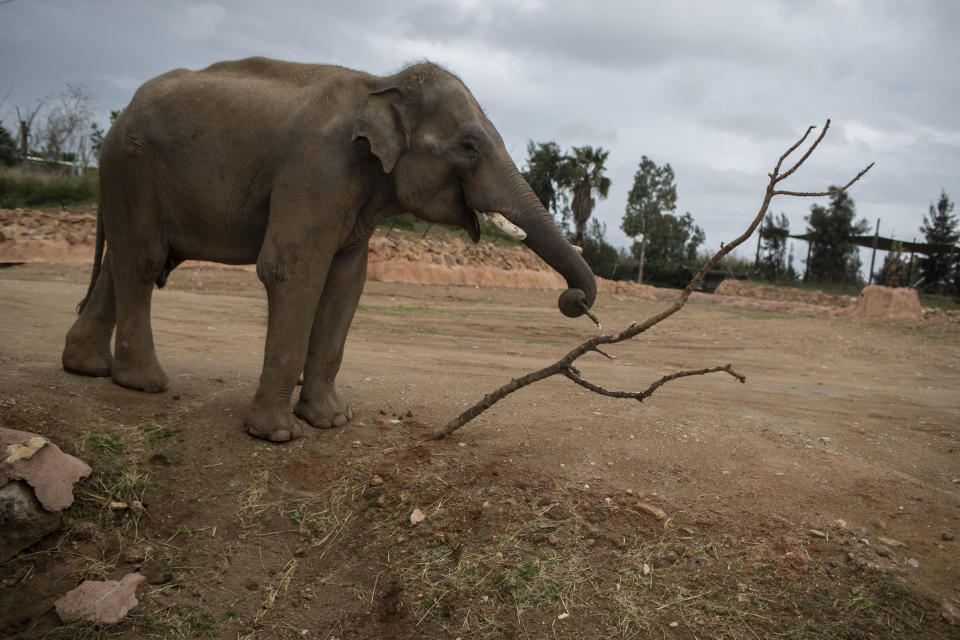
[557, 612, 570, 620]
[941, 531, 955, 541]
[642, 563, 650, 576]
[807, 529, 827, 539]
[669, 621, 679, 628]
[906, 558, 919, 569]
[122, 545, 146, 563]
[370, 475, 384, 487]
[875, 545, 891, 558]
[819, 437, 831, 444]
[877, 536, 906, 548]
[481, 501, 490, 509]
[108, 501, 128, 511]
[634, 501, 667, 520]
[140, 559, 172, 585]
[547, 534, 558, 546]
[71, 521, 98, 541]
[409, 508, 426, 525]
[941, 598, 960, 626]
[246, 579, 258, 590]
[148, 450, 172, 466]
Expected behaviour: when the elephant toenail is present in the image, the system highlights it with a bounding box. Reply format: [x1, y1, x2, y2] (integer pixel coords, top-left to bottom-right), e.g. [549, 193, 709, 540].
[333, 414, 348, 427]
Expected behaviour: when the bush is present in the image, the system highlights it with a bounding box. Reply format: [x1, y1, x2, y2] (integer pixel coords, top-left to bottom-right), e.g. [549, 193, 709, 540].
[0, 168, 98, 208]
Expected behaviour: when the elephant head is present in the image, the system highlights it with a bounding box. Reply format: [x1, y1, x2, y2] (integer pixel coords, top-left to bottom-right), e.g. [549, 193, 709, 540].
[352, 63, 596, 318]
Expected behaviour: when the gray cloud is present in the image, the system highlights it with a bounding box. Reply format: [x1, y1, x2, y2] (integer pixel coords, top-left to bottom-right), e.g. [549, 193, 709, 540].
[1, 0, 957, 267]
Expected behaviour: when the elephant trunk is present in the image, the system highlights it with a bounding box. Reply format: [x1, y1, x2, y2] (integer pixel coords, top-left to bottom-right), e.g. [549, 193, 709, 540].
[473, 163, 597, 318]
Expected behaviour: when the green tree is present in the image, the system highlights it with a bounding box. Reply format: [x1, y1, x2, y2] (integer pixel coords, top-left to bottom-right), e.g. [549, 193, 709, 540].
[757, 212, 791, 281]
[567, 145, 611, 247]
[0, 121, 17, 167]
[577, 218, 620, 279]
[631, 211, 704, 285]
[90, 110, 121, 159]
[804, 189, 870, 284]
[621, 156, 677, 282]
[918, 191, 958, 294]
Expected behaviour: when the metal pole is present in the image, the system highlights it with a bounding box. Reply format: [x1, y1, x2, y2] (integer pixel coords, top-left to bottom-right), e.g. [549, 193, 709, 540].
[907, 238, 916, 287]
[753, 214, 763, 277]
[868, 218, 880, 284]
[803, 241, 812, 283]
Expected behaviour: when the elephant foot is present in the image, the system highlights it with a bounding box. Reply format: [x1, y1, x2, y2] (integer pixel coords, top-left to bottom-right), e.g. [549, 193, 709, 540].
[293, 392, 352, 429]
[62, 346, 112, 378]
[110, 358, 170, 393]
[62, 329, 112, 378]
[244, 405, 304, 443]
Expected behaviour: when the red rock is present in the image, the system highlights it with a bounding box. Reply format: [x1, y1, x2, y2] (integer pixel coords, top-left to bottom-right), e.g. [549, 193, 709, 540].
[55, 573, 149, 624]
[1, 427, 91, 511]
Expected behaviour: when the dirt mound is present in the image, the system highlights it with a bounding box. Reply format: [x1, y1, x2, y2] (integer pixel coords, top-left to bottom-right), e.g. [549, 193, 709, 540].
[715, 279, 856, 308]
[849, 284, 924, 319]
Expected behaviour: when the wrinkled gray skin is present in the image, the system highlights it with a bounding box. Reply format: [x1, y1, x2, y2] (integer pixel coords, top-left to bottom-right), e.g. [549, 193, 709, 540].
[62, 58, 596, 442]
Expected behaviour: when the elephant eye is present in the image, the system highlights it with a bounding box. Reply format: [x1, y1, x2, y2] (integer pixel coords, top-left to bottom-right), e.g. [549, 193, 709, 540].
[460, 140, 480, 157]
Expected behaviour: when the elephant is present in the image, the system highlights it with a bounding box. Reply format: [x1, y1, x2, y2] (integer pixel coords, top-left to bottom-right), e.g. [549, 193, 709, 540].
[61, 57, 597, 442]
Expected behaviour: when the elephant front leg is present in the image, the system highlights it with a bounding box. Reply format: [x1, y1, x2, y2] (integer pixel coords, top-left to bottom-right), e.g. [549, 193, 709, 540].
[294, 245, 367, 429]
[245, 256, 330, 443]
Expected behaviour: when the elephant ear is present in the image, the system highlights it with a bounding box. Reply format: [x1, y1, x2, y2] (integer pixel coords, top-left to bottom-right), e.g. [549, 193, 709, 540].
[352, 86, 410, 174]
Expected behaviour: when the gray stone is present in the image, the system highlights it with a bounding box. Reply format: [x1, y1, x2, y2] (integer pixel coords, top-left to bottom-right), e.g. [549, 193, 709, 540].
[0, 480, 59, 562]
[55, 573, 149, 624]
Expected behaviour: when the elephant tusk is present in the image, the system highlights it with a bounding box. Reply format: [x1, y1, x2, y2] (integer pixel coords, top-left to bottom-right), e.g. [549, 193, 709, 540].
[482, 212, 527, 241]
[571, 243, 583, 255]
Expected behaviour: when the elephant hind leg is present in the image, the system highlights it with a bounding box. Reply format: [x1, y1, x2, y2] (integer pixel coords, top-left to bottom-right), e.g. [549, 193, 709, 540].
[107, 248, 170, 393]
[62, 252, 116, 377]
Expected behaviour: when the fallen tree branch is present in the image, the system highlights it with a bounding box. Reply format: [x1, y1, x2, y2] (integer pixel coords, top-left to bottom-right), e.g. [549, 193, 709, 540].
[432, 119, 872, 440]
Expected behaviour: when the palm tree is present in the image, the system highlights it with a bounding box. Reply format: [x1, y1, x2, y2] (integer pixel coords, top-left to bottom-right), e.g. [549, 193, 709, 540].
[567, 146, 611, 247]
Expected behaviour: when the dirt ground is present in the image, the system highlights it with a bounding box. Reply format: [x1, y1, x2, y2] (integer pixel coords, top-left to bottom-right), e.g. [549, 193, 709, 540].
[1, 259, 959, 639]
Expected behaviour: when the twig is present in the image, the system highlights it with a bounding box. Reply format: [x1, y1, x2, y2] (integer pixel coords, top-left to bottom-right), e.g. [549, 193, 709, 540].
[431, 119, 872, 440]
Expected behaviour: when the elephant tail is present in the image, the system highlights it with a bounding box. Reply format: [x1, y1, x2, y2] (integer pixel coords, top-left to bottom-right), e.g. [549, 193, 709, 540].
[76, 204, 105, 314]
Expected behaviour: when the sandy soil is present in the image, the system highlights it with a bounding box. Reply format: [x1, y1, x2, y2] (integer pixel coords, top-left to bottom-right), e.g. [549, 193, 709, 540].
[1, 256, 959, 637]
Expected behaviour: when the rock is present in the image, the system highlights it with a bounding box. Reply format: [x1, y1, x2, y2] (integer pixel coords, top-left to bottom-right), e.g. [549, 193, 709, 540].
[634, 501, 667, 520]
[941, 531, 955, 541]
[875, 545, 891, 558]
[370, 475, 384, 487]
[906, 558, 919, 569]
[942, 598, 960, 626]
[148, 450, 173, 466]
[877, 536, 906, 548]
[4, 436, 48, 463]
[70, 520, 99, 541]
[140, 559, 173, 585]
[123, 545, 146, 563]
[1, 428, 92, 562]
[819, 437, 831, 445]
[807, 529, 827, 539]
[409, 508, 426, 525]
[545, 504, 570, 520]
[55, 573, 149, 624]
[0, 481, 59, 562]
[1, 427, 91, 511]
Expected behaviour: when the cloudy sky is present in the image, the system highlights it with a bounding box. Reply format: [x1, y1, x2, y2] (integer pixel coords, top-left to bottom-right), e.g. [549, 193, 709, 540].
[2, 0, 958, 272]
